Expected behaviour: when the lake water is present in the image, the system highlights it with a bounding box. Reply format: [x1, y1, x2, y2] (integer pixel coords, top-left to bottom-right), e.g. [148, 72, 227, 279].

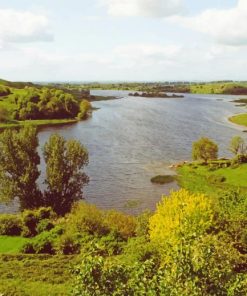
[1, 91, 247, 214]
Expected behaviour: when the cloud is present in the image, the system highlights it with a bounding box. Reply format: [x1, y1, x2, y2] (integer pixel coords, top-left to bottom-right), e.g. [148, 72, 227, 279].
[113, 44, 181, 68]
[101, 0, 183, 17]
[0, 9, 53, 44]
[175, 0, 247, 46]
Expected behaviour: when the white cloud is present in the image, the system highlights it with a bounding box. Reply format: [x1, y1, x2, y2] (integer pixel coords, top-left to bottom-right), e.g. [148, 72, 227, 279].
[0, 9, 53, 44]
[101, 0, 183, 17]
[175, 0, 247, 46]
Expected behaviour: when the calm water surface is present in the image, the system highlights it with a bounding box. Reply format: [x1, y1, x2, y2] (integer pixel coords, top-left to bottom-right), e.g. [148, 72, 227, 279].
[1, 91, 247, 214]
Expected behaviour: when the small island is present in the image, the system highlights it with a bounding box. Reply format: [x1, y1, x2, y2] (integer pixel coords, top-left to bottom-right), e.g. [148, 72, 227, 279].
[128, 92, 184, 98]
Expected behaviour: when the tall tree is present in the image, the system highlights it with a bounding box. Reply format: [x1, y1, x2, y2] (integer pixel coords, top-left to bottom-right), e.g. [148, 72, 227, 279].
[43, 134, 89, 215]
[192, 137, 218, 163]
[0, 126, 42, 209]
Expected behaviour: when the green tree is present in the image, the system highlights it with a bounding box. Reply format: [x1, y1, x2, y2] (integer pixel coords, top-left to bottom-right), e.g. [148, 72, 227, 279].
[0, 126, 42, 209]
[43, 134, 89, 215]
[229, 136, 246, 155]
[192, 137, 218, 163]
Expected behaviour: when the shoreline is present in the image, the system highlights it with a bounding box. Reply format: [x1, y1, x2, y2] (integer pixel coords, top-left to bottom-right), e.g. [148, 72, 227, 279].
[0, 119, 78, 131]
[228, 113, 247, 128]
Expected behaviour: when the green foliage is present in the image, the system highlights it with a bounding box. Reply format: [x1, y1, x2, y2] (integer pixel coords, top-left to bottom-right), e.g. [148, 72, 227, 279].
[36, 219, 54, 234]
[0, 214, 23, 236]
[192, 137, 218, 163]
[229, 136, 246, 155]
[22, 231, 58, 254]
[149, 189, 214, 251]
[104, 210, 136, 240]
[135, 210, 152, 237]
[22, 207, 56, 237]
[65, 202, 108, 236]
[72, 255, 131, 296]
[0, 254, 78, 295]
[14, 87, 80, 120]
[57, 233, 81, 255]
[77, 99, 92, 120]
[232, 154, 247, 165]
[43, 134, 89, 215]
[0, 106, 9, 122]
[0, 126, 42, 209]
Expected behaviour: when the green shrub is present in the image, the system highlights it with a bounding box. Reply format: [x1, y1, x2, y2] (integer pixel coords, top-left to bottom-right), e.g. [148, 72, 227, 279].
[36, 219, 54, 234]
[37, 207, 56, 220]
[33, 231, 57, 254]
[232, 154, 247, 165]
[57, 234, 80, 255]
[0, 214, 23, 236]
[207, 174, 226, 184]
[21, 242, 35, 254]
[66, 203, 109, 236]
[135, 210, 152, 237]
[22, 210, 39, 237]
[104, 210, 136, 240]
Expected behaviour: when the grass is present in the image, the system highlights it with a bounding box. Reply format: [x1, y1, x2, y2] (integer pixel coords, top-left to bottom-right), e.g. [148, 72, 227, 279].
[190, 82, 247, 94]
[151, 175, 176, 184]
[0, 118, 78, 130]
[229, 113, 247, 127]
[0, 254, 80, 295]
[0, 236, 29, 254]
[177, 163, 247, 195]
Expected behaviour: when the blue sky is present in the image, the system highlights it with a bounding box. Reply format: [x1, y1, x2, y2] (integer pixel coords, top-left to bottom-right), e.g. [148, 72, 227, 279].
[0, 0, 246, 81]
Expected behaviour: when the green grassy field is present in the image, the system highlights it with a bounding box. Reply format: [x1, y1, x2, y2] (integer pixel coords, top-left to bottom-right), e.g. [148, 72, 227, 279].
[0, 254, 79, 295]
[229, 113, 247, 127]
[0, 118, 78, 130]
[0, 236, 29, 254]
[177, 163, 247, 195]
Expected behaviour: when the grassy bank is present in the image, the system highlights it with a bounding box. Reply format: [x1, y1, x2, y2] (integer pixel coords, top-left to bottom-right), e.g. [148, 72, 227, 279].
[0, 236, 29, 254]
[177, 162, 247, 195]
[0, 118, 78, 130]
[0, 254, 78, 295]
[229, 113, 247, 127]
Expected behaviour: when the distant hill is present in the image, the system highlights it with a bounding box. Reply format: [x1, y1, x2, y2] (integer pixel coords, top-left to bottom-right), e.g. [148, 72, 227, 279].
[0, 78, 37, 89]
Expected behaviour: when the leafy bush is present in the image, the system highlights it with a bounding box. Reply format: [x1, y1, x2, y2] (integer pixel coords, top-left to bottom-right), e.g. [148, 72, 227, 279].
[232, 154, 247, 165]
[21, 210, 39, 237]
[36, 219, 54, 234]
[66, 203, 108, 236]
[21, 207, 56, 237]
[104, 210, 136, 240]
[0, 214, 23, 236]
[37, 207, 56, 220]
[149, 189, 214, 253]
[22, 231, 57, 254]
[135, 210, 152, 237]
[57, 234, 80, 255]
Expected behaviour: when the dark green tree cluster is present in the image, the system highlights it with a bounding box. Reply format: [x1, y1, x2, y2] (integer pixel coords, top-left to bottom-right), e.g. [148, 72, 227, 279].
[0, 126, 89, 215]
[13, 87, 80, 120]
[0, 85, 11, 97]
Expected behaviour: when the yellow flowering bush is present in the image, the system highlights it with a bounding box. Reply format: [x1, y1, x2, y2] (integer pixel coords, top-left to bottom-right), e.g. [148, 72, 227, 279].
[149, 189, 214, 248]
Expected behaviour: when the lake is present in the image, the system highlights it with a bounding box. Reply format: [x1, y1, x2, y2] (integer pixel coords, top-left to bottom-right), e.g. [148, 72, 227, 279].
[1, 91, 246, 214]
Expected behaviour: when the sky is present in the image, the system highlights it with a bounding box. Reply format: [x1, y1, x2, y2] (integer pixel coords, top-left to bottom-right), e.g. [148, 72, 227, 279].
[0, 0, 246, 82]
